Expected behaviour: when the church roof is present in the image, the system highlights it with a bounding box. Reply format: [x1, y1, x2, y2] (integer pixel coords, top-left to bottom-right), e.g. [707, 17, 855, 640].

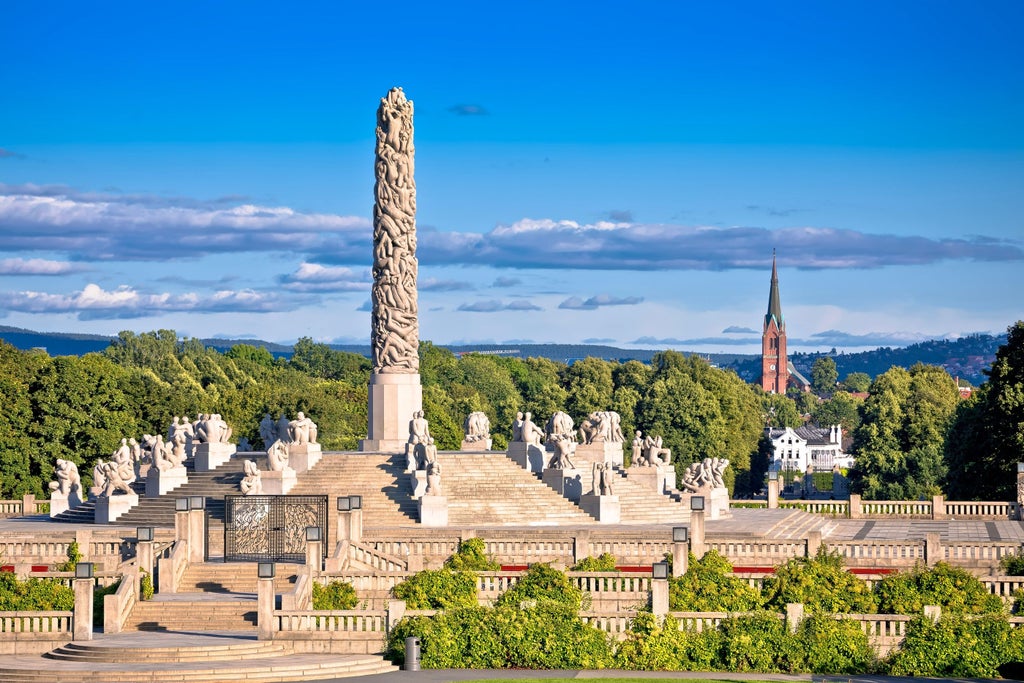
[764, 251, 784, 331]
[787, 360, 811, 388]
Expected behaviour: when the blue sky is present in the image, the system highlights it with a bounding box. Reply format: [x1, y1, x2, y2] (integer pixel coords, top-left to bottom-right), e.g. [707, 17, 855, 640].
[1, 1, 1022, 353]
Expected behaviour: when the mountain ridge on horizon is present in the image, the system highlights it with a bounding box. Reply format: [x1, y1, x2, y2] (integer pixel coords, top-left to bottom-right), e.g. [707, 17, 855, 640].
[0, 324, 1007, 386]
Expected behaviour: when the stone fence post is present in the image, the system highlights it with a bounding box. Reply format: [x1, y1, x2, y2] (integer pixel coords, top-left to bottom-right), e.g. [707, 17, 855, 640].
[785, 603, 804, 633]
[848, 494, 862, 519]
[690, 508, 706, 559]
[931, 495, 946, 520]
[257, 572, 275, 641]
[767, 477, 779, 509]
[387, 599, 407, 633]
[73, 575, 94, 641]
[573, 531, 591, 566]
[805, 530, 821, 557]
[925, 532, 942, 567]
[21, 493, 36, 515]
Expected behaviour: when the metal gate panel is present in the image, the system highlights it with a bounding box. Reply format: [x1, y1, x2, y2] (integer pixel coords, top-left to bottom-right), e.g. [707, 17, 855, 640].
[224, 495, 328, 563]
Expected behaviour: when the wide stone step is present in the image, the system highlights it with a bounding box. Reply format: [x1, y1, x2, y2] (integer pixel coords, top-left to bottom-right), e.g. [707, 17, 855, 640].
[44, 639, 287, 662]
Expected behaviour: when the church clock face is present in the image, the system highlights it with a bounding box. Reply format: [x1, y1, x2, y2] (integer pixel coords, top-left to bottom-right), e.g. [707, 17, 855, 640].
[769, 364, 776, 370]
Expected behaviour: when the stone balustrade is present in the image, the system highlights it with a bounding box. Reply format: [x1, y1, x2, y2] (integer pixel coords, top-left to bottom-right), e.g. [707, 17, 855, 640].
[0, 495, 49, 519]
[754, 494, 1019, 521]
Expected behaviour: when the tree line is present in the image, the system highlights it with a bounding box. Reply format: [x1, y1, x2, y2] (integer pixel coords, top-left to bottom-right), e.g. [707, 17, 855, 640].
[0, 322, 1020, 501]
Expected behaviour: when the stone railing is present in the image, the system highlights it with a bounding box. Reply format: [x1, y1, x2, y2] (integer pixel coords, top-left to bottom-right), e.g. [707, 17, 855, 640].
[270, 608, 391, 654]
[157, 540, 188, 594]
[348, 541, 408, 573]
[281, 573, 311, 611]
[779, 500, 849, 516]
[827, 540, 927, 567]
[944, 500, 1017, 519]
[708, 540, 805, 566]
[0, 610, 74, 654]
[0, 495, 49, 519]
[102, 568, 135, 634]
[858, 500, 933, 517]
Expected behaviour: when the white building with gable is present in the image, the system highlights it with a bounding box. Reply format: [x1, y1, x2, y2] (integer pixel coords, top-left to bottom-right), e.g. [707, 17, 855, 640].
[766, 424, 853, 473]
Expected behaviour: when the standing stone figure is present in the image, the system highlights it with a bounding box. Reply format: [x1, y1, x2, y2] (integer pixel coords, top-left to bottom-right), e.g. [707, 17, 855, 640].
[593, 462, 615, 496]
[371, 87, 419, 374]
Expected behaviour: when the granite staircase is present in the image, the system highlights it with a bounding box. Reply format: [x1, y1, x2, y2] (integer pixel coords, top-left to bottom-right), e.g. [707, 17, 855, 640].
[438, 452, 597, 526]
[288, 453, 419, 526]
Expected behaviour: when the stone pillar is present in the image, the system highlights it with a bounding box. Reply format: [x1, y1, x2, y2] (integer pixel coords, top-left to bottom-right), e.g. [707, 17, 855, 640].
[925, 532, 942, 566]
[336, 508, 364, 544]
[257, 575, 275, 640]
[767, 477, 779, 509]
[690, 509, 706, 559]
[785, 603, 804, 633]
[931, 494, 946, 520]
[924, 604, 941, 622]
[848, 493, 862, 519]
[137, 539, 154, 582]
[73, 577, 94, 641]
[22, 493, 36, 515]
[672, 542, 689, 578]
[805, 530, 821, 557]
[650, 576, 669, 618]
[573, 531, 591, 566]
[188, 506, 206, 563]
[361, 87, 423, 452]
[387, 599, 407, 632]
[306, 538, 322, 579]
[175, 507, 191, 555]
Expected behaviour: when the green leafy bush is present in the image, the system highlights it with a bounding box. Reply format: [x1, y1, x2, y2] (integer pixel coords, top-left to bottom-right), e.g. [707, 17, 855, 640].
[139, 571, 154, 601]
[392, 569, 477, 610]
[495, 563, 585, 610]
[885, 614, 1024, 678]
[669, 550, 761, 612]
[613, 612, 720, 671]
[571, 553, 617, 572]
[761, 548, 876, 613]
[718, 611, 800, 673]
[874, 562, 1004, 615]
[1000, 549, 1024, 576]
[0, 571, 74, 610]
[56, 541, 82, 572]
[793, 612, 877, 674]
[312, 579, 358, 610]
[386, 603, 612, 669]
[444, 537, 500, 572]
[94, 579, 120, 627]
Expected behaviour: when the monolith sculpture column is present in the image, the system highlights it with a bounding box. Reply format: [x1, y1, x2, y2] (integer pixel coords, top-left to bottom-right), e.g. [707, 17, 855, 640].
[360, 87, 423, 452]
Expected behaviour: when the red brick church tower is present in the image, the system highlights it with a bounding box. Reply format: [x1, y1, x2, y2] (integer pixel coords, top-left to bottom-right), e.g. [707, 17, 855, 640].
[761, 251, 790, 394]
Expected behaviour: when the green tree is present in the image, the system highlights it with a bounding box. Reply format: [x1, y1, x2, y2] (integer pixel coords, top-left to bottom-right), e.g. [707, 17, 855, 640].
[842, 372, 872, 393]
[850, 364, 958, 499]
[761, 392, 802, 428]
[669, 550, 761, 612]
[761, 549, 876, 613]
[874, 562, 1003, 615]
[562, 357, 614, 419]
[811, 391, 863, 433]
[945, 321, 1024, 500]
[0, 343, 47, 496]
[811, 357, 839, 394]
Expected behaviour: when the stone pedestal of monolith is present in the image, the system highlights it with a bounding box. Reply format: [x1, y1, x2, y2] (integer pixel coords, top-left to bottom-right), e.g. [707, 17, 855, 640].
[579, 494, 621, 523]
[261, 467, 297, 495]
[288, 443, 322, 474]
[146, 466, 188, 497]
[460, 438, 492, 452]
[95, 493, 139, 523]
[410, 470, 427, 499]
[574, 442, 624, 467]
[508, 442, 546, 474]
[362, 374, 423, 452]
[418, 495, 448, 527]
[542, 467, 585, 502]
[193, 442, 236, 472]
[628, 465, 676, 493]
[50, 490, 83, 518]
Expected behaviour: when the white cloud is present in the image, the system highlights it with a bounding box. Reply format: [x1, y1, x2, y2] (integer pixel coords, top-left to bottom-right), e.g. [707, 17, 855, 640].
[559, 294, 644, 310]
[457, 299, 542, 313]
[0, 258, 82, 275]
[280, 263, 370, 292]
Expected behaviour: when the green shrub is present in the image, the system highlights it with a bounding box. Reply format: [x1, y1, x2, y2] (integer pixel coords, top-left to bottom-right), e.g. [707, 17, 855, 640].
[312, 580, 358, 610]
[139, 571, 154, 601]
[0, 571, 74, 610]
[56, 541, 82, 572]
[444, 537, 500, 572]
[669, 550, 761, 612]
[94, 579, 120, 628]
[392, 569, 477, 610]
[613, 612, 721, 671]
[794, 612, 877, 674]
[718, 611, 800, 673]
[1000, 549, 1024, 576]
[885, 613, 1024, 678]
[386, 603, 612, 669]
[874, 562, 1004, 615]
[495, 563, 585, 610]
[761, 548, 876, 613]
[571, 553, 617, 572]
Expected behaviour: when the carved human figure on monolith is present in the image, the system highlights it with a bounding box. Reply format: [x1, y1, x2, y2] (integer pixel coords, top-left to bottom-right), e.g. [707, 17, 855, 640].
[371, 87, 419, 374]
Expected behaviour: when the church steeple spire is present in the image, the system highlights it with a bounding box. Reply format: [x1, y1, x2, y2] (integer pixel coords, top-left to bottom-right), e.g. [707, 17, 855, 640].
[760, 250, 789, 394]
[765, 249, 784, 331]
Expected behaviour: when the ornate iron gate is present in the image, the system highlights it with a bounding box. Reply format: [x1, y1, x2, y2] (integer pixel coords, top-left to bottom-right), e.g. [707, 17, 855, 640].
[224, 495, 328, 563]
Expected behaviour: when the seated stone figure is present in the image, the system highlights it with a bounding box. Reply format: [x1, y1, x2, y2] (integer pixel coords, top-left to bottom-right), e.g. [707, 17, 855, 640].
[48, 459, 81, 496]
[546, 411, 575, 442]
[267, 439, 290, 472]
[240, 459, 262, 495]
[288, 412, 318, 444]
[425, 461, 442, 496]
[463, 411, 490, 442]
[101, 461, 133, 496]
[520, 411, 544, 446]
[408, 410, 431, 445]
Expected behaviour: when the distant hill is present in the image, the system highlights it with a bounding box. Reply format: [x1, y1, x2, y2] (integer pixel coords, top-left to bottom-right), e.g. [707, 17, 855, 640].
[0, 325, 1005, 386]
